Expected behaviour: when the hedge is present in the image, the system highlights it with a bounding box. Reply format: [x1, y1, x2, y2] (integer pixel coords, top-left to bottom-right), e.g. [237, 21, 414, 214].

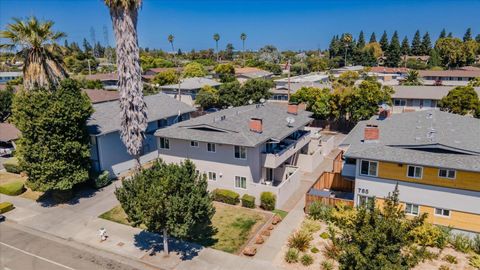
[3, 157, 22, 174]
[93, 171, 111, 189]
[241, 194, 255, 208]
[0, 181, 26, 196]
[260, 191, 276, 211]
[0, 202, 14, 214]
[212, 189, 240, 205]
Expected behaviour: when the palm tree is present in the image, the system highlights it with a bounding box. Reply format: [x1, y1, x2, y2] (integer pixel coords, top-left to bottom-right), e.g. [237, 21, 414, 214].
[403, 70, 422, 86]
[240, 33, 247, 67]
[213, 33, 220, 62]
[0, 17, 68, 90]
[167, 34, 175, 53]
[104, 0, 147, 171]
[342, 33, 353, 67]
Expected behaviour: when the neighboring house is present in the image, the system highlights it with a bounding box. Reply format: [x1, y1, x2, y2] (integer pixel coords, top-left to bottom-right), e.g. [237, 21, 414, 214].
[272, 73, 330, 102]
[159, 77, 221, 100]
[235, 67, 273, 84]
[367, 67, 409, 85]
[330, 65, 364, 75]
[0, 72, 22, 84]
[84, 73, 118, 90]
[87, 93, 195, 176]
[0, 123, 20, 156]
[83, 89, 119, 104]
[340, 110, 480, 235]
[391, 86, 480, 113]
[418, 70, 480, 86]
[142, 67, 178, 82]
[155, 103, 333, 209]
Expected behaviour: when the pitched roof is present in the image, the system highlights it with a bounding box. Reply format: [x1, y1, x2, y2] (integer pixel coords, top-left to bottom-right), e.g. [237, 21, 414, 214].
[84, 73, 118, 81]
[235, 67, 272, 78]
[418, 70, 480, 78]
[275, 73, 329, 83]
[0, 123, 20, 142]
[342, 110, 480, 172]
[87, 93, 195, 135]
[83, 89, 119, 104]
[155, 103, 313, 147]
[392, 86, 480, 100]
[369, 67, 409, 74]
[159, 77, 221, 90]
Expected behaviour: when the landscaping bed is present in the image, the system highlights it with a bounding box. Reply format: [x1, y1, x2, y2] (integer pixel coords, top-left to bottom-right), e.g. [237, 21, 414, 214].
[0, 171, 26, 196]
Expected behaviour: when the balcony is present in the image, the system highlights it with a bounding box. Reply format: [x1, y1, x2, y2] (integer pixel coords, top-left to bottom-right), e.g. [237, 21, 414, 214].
[261, 130, 311, 168]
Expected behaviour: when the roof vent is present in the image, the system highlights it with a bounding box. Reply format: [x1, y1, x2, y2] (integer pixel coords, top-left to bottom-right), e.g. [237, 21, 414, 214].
[220, 115, 226, 121]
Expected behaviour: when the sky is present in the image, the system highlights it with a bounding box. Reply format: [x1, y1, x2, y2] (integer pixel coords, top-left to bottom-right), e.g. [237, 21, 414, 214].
[1, 0, 480, 52]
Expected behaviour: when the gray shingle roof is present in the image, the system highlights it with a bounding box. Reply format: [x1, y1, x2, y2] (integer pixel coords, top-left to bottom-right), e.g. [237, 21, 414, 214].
[392, 86, 480, 100]
[155, 103, 313, 147]
[159, 77, 221, 90]
[87, 93, 195, 135]
[342, 110, 480, 172]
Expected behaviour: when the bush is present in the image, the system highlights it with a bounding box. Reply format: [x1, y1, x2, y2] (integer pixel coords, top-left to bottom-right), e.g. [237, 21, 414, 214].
[438, 265, 450, 270]
[308, 201, 333, 221]
[409, 223, 446, 248]
[0, 181, 25, 196]
[323, 242, 340, 260]
[241, 194, 255, 208]
[300, 253, 314, 266]
[287, 230, 313, 251]
[284, 248, 299, 263]
[472, 234, 480, 254]
[450, 233, 472, 253]
[93, 171, 111, 189]
[320, 232, 330, 239]
[310, 246, 319, 253]
[469, 254, 480, 269]
[301, 218, 321, 234]
[0, 202, 14, 214]
[321, 260, 334, 270]
[260, 192, 276, 211]
[442, 254, 457, 264]
[3, 157, 22, 174]
[212, 189, 240, 205]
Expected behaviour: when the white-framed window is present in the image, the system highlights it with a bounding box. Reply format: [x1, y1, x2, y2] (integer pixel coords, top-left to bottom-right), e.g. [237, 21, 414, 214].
[360, 160, 378, 177]
[405, 203, 420, 216]
[234, 146, 247, 159]
[208, 171, 217, 181]
[190, 141, 199, 148]
[438, 168, 455, 179]
[235, 176, 247, 189]
[407, 165, 423, 179]
[434, 208, 450, 217]
[358, 195, 373, 207]
[159, 138, 170, 149]
[207, 143, 216, 153]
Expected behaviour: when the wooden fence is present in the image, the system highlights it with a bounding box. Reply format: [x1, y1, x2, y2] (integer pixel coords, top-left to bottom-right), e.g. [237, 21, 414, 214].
[305, 193, 354, 209]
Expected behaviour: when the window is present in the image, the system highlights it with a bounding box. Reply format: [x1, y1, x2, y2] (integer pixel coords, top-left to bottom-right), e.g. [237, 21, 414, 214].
[358, 195, 373, 207]
[234, 146, 247, 159]
[407, 165, 423, 179]
[405, 203, 419, 216]
[394, 99, 406, 106]
[435, 208, 450, 217]
[235, 176, 247, 189]
[439, 169, 455, 179]
[360, 160, 378, 177]
[207, 143, 216, 153]
[190, 141, 199, 148]
[208, 172, 216, 181]
[159, 138, 170, 149]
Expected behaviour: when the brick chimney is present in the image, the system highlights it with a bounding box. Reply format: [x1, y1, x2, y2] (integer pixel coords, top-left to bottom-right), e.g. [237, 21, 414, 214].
[249, 118, 263, 133]
[364, 124, 379, 141]
[287, 103, 298, 115]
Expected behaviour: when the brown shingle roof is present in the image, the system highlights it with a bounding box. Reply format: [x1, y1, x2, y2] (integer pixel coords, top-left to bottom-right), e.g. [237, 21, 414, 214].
[84, 73, 118, 81]
[370, 67, 409, 74]
[418, 70, 480, 78]
[83, 89, 119, 104]
[235, 67, 267, 75]
[0, 123, 20, 142]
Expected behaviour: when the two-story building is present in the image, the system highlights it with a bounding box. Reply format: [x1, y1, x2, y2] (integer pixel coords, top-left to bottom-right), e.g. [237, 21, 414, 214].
[155, 103, 321, 209]
[340, 110, 480, 235]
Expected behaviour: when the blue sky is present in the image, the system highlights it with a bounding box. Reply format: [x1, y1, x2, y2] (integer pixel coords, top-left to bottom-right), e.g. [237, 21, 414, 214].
[1, 0, 479, 51]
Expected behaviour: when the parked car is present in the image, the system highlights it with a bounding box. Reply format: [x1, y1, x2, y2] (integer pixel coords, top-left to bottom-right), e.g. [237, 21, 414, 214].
[205, 108, 220, 114]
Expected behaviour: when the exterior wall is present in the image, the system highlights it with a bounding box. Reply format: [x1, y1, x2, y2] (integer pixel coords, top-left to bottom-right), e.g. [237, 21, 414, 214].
[297, 135, 334, 173]
[392, 98, 438, 113]
[377, 161, 480, 192]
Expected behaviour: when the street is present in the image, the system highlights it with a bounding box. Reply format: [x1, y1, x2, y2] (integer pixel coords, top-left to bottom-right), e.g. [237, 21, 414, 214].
[0, 222, 149, 270]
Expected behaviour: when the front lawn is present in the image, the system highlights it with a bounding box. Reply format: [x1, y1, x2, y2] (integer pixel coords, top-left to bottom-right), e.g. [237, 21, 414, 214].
[99, 202, 269, 254]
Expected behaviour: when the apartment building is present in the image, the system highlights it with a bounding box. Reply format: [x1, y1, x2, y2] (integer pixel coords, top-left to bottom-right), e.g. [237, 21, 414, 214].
[340, 110, 480, 235]
[155, 103, 332, 209]
[418, 70, 480, 86]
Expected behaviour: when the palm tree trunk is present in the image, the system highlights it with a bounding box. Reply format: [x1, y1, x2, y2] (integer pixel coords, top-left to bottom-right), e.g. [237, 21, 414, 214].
[108, 5, 147, 172]
[242, 40, 245, 67]
[163, 228, 169, 255]
[23, 48, 68, 91]
[216, 41, 219, 62]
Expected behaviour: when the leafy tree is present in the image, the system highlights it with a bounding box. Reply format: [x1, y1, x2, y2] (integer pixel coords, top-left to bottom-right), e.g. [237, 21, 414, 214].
[447, 32, 453, 38]
[214, 63, 235, 83]
[224, 43, 234, 61]
[385, 31, 401, 67]
[218, 81, 242, 107]
[406, 59, 428, 70]
[402, 70, 422, 85]
[463, 40, 478, 65]
[259, 45, 281, 64]
[337, 71, 359, 87]
[290, 87, 334, 119]
[369, 32, 377, 43]
[463, 27, 472, 42]
[152, 69, 179, 86]
[82, 38, 92, 53]
[379, 31, 389, 52]
[182, 62, 207, 78]
[291, 62, 309, 75]
[476, 34, 480, 43]
[421, 32, 432, 55]
[240, 78, 273, 104]
[428, 49, 442, 68]
[329, 35, 341, 58]
[0, 86, 14, 122]
[240, 33, 247, 66]
[213, 33, 220, 61]
[83, 79, 103, 89]
[307, 57, 328, 72]
[439, 86, 480, 116]
[357, 31, 366, 49]
[343, 81, 393, 123]
[435, 37, 465, 67]
[11, 79, 93, 193]
[364, 42, 383, 59]
[115, 159, 215, 255]
[439, 28, 446, 39]
[411, 30, 422, 55]
[468, 77, 480, 87]
[401, 36, 410, 56]
[195, 85, 220, 109]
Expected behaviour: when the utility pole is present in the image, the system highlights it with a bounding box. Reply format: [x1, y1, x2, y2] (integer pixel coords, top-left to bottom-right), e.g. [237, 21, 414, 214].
[87, 59, 92, 75]
[287, 59, 291, 101]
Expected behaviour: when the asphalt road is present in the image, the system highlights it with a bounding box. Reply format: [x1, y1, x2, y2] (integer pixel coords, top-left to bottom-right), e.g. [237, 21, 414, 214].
[0, 222, 148, 270]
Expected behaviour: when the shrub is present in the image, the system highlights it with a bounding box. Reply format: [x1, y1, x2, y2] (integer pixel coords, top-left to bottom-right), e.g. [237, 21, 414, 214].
[323, 242, 340, 260]
[287, 230, 313, 251]
[472, 234, 480, 254]
[241, 194, 255, 208]
[3, 157, 22, 174]
[442, 254, 457, 264]
[0, 181, 25, 196]
[310, 246, 319, 253]
[308, 201, 333, 221]
[301, 218, 321, 234]
[0, 202, 14, 214]
[284, 248, 299, 263]
[321, 260, 334, 270]
[260, 192, 276, 211]
[450, 233, 472, 253]
[300, 253, 314, 266]
[320, 232, 330, 239]
[438, 265, 450, 270]
[469, 254, 480, 269]
[212, 189, 240, 205]
[409, 222, 445, 247]
[436, 226, 452, 249]
[93, 171, 111, 189]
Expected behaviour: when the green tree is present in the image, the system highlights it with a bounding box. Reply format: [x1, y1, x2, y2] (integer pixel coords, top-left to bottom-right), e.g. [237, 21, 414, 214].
[115, 159, 215, 255]
[421, 32, 432, 55]
[402, 70, 422, 86]
[463, 27, 472, 42]
[428, 49, 442, 68]
[240, 78, 273, 104]
[439, 86, 480, 116]
[290, 87, 333, 119]
[379, 31, 389, 52]
[401, 36, 410, 56]
[152, 69, 179, 86]
[214, 63, 235, 83]
[385, 31, 401, 67]
[11, 79, 93, 194]
[224, 43, 234, 61]
[476, 34, 480, 43]
[82, 38, 92, 53]
[240, 33, 247, 66]
[182, 62, 207, 78]
[439, 28, 446, 39]
[307, 57, 328, 72]
[435, 37, 465, 67]
[411, 30, 422, 55]
[213, 33, 220, 61]
[468, 77, 480, 87]
[357, 31, 366, 49]
[0, 86, 14, 122]
[195, 85, 219, 109]
[218, 81, 243, 107]
[343, 81, 393, 123]
[337, 71, 359, 87]
[364, 42, 383, 59]
[369, 32, 377, 43]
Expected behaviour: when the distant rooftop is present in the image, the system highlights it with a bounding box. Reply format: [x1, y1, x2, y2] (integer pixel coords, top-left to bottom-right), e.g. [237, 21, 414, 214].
[160, 77, 221, 90]
[275, 72, 329, 83]
[392, 86, 480, 100]
[84, 73, 118, 81]
[0, 71, 22, 77]
[418, 69, 480, 78]
[83, 89, 119, 104]
[0, 122, 20, 142]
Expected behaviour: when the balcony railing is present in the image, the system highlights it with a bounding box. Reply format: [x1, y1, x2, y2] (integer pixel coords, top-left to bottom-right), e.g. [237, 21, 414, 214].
[261, 130, 311, 168]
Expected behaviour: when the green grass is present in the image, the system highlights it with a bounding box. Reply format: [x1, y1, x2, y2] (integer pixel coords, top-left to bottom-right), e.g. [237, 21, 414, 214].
[99, 205, 131, 226]
[273, 209, 288, 219]
[0, 181, 25, 196]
